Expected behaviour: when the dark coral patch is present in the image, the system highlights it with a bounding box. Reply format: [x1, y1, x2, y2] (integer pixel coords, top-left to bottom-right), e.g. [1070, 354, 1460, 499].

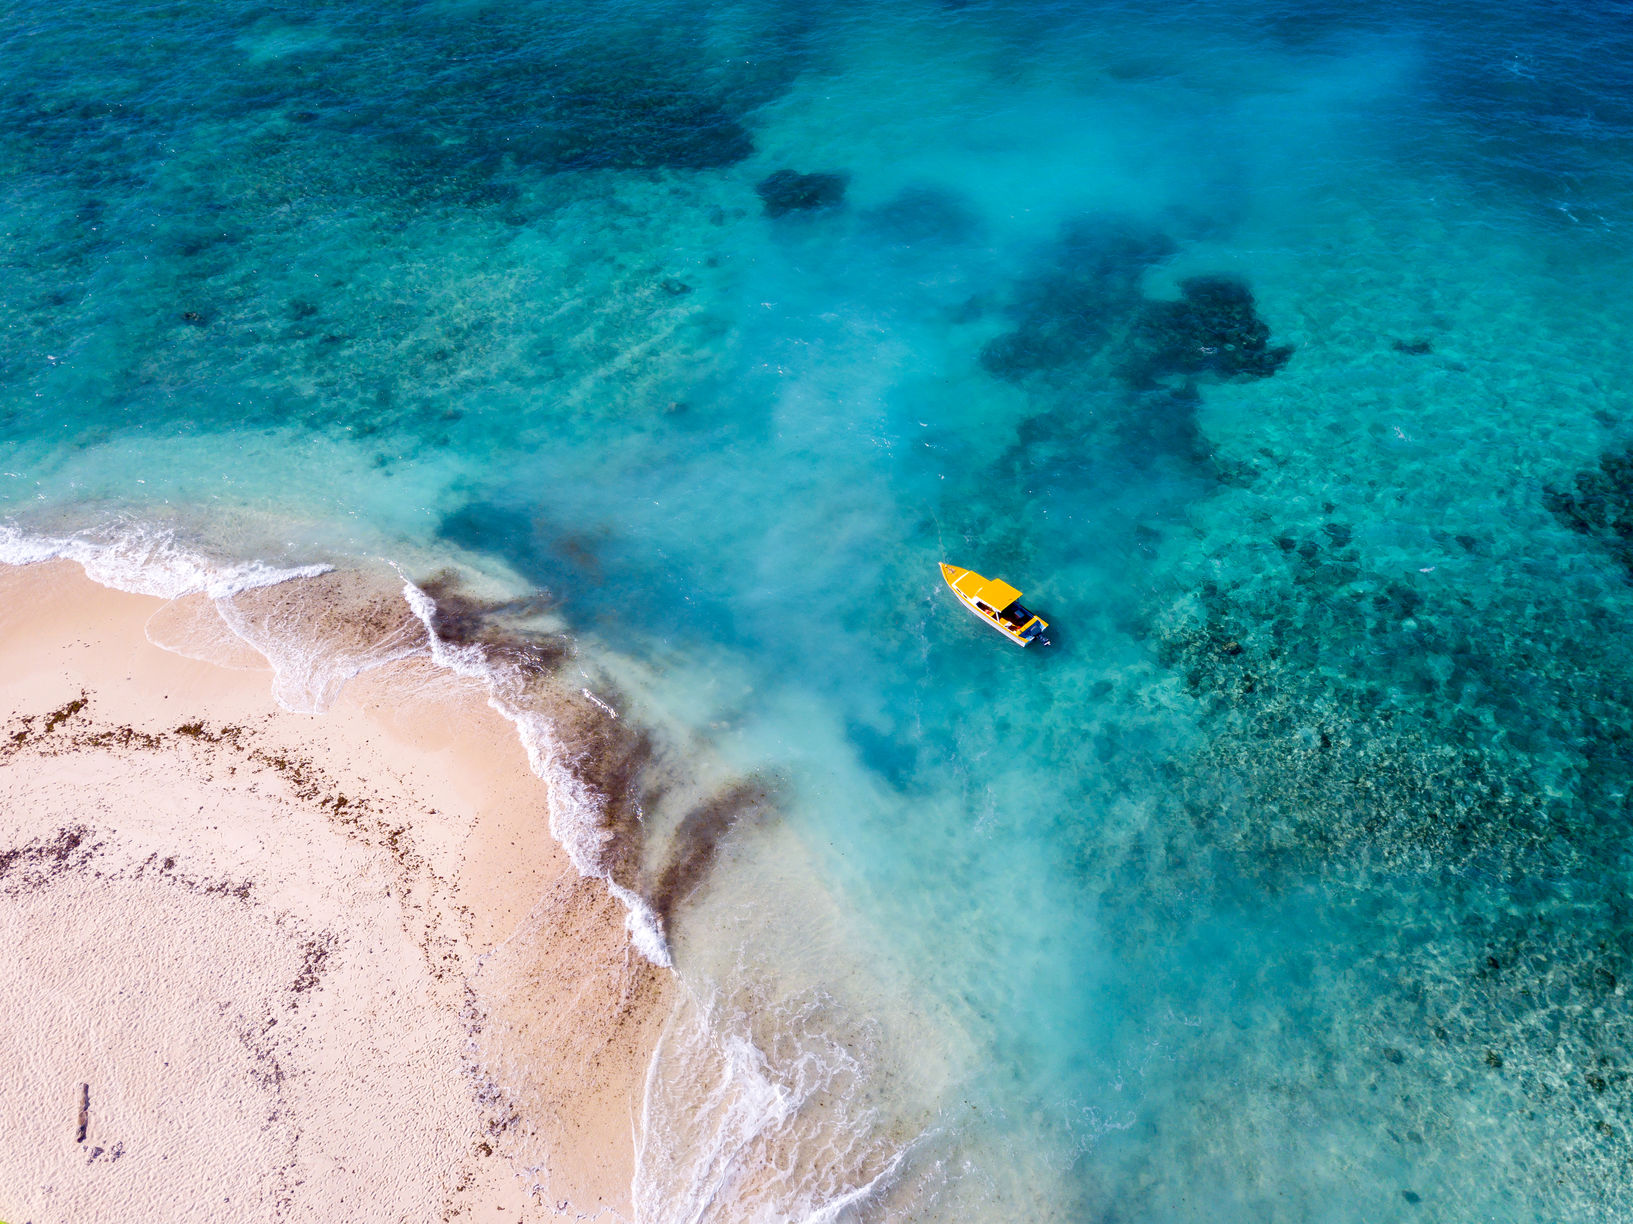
[1118, 276, 1293, 388]
[979, 220, 1291, 394]
[756, 169, 849, 218]
[1544, 443, 1633, 577]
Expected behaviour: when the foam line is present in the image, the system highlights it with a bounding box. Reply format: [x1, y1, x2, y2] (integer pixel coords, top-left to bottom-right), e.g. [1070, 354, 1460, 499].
[211, 585, 426, 714]
[797, 1143, 910, 1224]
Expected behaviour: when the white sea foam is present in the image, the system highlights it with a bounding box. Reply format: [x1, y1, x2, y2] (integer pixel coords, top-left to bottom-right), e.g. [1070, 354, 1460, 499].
[211, 580, 425, 714]
[634, 986, 918, 1224]
[0, 519, 330, 601]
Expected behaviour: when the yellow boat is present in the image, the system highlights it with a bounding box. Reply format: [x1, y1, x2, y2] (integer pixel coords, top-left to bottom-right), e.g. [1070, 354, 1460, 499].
[940, 563, 1052, 647]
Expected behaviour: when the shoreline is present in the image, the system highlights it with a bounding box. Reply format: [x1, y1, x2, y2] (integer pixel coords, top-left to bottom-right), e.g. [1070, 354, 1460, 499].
[0, 559, 673, 1222]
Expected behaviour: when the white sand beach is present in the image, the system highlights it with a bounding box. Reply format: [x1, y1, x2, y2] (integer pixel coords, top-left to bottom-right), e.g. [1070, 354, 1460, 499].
[0, 560, 672, 1224]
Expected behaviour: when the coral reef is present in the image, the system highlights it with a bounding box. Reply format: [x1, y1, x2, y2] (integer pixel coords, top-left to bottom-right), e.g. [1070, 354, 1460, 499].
[981, 221, 1290, 391]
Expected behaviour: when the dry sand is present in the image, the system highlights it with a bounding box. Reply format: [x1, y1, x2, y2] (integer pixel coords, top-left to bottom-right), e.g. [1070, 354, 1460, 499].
[0, 560, 674, 1224]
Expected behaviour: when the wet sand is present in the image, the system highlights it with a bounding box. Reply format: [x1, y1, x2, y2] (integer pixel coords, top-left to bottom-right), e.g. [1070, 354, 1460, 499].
[0, 560, 672, 1224]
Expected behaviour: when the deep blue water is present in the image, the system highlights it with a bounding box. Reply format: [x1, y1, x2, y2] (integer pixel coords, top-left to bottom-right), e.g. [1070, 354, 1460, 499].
[6, 1, 1633, 1219]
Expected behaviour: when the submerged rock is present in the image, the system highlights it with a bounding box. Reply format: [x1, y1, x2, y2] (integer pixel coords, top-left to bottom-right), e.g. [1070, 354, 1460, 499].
[756, 169, 849, 218]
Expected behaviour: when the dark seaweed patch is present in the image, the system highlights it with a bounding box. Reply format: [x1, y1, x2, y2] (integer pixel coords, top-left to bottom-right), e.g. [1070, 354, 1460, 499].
[414, 572, 499, 646]
[414, 568, 569, 669]
[648, 779, 775, 923]
[563, 717, 664, 885]
[1108, 382, 1213, 466]
[292, 934, 334, 996]
[864, 185, 981, 249]
[0, 826, 100, 887]
[44, 696, 88, 732]
[437, 502, 683, 637]
[5, 697, 90, 755]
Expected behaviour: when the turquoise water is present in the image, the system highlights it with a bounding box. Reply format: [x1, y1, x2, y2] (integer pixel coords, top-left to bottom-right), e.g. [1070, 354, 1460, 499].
[7, 1, 1633, 1218]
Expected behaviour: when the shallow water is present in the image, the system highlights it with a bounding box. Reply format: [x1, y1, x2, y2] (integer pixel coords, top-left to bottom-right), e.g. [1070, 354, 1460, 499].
[7, 0, 1633, 1218]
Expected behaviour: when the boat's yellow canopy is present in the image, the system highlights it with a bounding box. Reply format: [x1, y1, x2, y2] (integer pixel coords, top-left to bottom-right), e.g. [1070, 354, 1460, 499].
[945, 565, 1021, 610]
[970, 576, 1022, 609]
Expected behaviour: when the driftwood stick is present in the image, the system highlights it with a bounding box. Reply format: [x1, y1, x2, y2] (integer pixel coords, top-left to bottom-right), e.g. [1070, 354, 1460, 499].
[76, 1083, 89, 1143]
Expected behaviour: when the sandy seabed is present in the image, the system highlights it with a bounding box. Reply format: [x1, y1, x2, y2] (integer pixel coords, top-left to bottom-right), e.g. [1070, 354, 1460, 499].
[0, 560, 673, 1224]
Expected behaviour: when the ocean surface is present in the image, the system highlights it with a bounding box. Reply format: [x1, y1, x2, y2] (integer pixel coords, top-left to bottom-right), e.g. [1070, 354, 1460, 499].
[6, 0, 1633, 1218]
